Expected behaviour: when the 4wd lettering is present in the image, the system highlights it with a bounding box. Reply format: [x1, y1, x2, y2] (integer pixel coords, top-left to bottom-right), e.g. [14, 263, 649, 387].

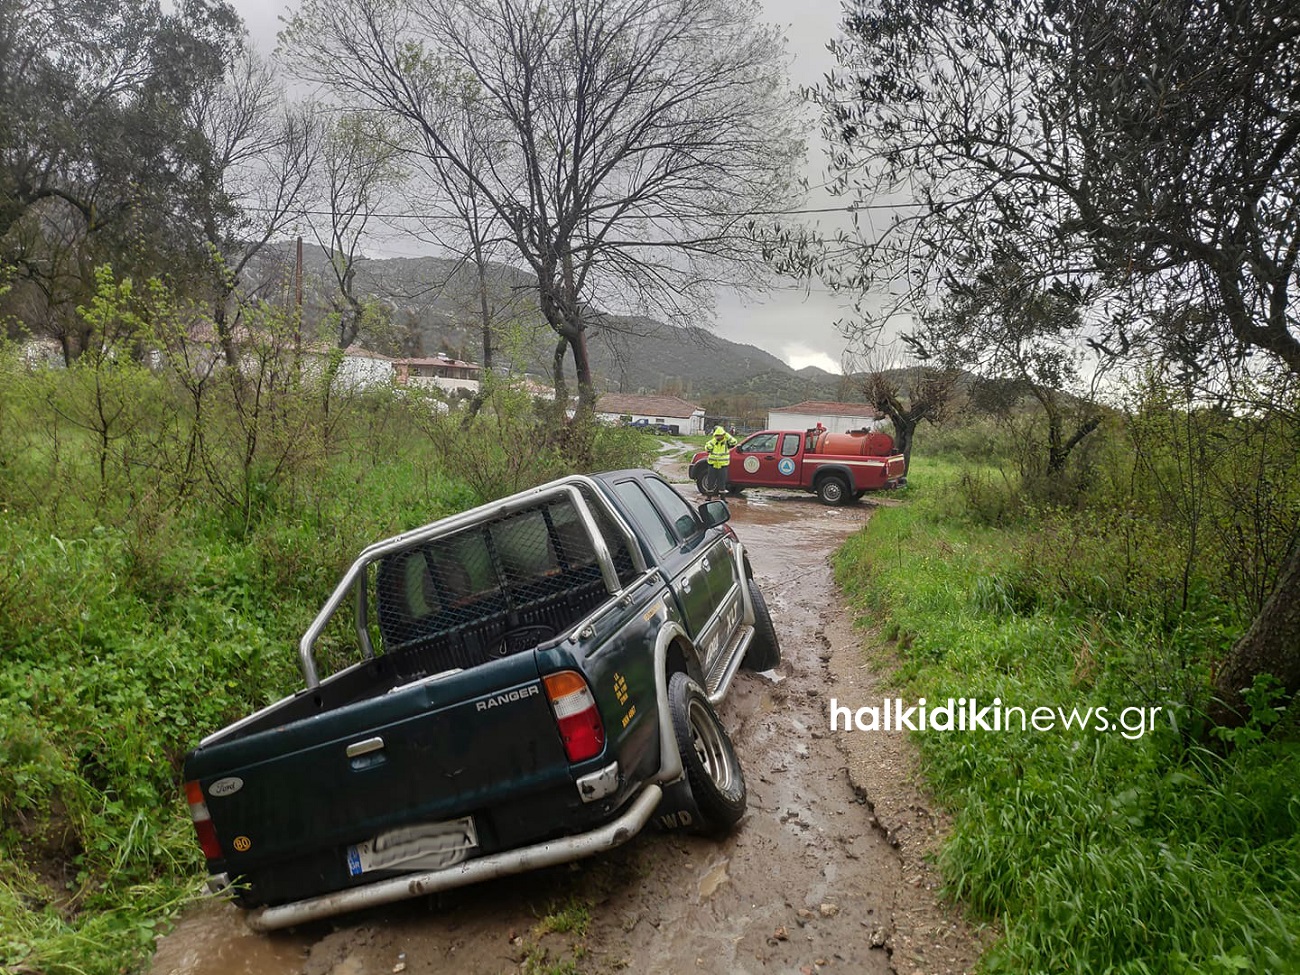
[475, 685, 541, 711]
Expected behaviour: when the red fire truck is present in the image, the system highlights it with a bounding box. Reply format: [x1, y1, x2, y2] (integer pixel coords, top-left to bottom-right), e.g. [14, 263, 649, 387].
[689, 426, 906, 505]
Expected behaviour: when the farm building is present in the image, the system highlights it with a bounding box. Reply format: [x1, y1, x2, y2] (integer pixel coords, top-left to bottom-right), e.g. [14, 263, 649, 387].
[767, 400, 887, 434]
[595, 393, 705, 435]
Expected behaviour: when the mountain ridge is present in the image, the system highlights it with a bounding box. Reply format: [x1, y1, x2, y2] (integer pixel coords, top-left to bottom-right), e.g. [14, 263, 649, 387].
[257, 244, 853, 408]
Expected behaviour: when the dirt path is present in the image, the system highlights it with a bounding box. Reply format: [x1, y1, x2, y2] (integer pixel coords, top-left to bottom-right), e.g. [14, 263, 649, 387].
[150, 481, 985, 975]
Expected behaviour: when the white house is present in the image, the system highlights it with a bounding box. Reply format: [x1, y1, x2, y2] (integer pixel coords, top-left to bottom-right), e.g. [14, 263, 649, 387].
[393, 354, 482, 395]
[767, 400, 886, 434]
[595, 393, 705, 435]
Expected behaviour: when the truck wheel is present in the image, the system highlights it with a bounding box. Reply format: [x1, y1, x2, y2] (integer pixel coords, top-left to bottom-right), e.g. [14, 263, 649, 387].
[816, 475, 850, 505]
[743, 578, 781, 671]
[698, 467, 725, 496]
[665, 672, 746, 834]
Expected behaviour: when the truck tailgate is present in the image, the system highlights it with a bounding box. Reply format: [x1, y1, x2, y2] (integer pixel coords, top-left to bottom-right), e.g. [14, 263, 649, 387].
[187, 654, 570, 878]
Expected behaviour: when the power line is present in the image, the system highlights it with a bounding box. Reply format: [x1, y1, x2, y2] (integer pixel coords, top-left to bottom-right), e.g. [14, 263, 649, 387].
[244, 201, 923, 220]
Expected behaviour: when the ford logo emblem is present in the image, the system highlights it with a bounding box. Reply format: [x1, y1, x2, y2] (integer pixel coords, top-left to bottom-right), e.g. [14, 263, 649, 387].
[208, 776, 244, 798]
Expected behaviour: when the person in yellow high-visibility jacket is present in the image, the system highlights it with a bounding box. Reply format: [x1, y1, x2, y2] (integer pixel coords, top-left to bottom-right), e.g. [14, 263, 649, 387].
[702, 426, 738, 498]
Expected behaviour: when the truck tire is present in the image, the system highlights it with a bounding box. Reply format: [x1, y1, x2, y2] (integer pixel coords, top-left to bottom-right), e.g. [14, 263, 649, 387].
[698, 466, 725, 496]
[665, 672, 746, 834]
[743, 578, 781, 671]
[816, 474, 850, 505]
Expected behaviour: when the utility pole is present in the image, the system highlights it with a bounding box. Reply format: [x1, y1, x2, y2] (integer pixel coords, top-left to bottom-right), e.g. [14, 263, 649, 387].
[294, 235, 304, 351]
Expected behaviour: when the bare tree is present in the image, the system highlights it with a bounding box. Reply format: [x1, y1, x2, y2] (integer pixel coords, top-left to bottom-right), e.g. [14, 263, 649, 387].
[400, 83, 516, 377]
[189, 46, 318, 367]
[302, 108, 406, 350]
[280, 0, 804, 419]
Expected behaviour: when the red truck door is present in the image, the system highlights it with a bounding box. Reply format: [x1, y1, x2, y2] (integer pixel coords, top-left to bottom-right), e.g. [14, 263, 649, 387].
[775, 433, 805, 485]
[727, 432, 781, 486]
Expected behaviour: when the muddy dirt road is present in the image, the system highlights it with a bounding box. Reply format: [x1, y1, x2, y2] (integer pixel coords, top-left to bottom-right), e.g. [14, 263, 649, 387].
[151, 483, 983, 975]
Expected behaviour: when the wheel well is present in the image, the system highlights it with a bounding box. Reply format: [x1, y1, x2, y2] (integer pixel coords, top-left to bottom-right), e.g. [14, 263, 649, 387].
[812, 468, 848, 488]
[666, 636, 705, 688]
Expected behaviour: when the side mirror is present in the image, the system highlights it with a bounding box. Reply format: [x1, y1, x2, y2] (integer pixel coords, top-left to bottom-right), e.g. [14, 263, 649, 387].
[697, 499, 730, 529]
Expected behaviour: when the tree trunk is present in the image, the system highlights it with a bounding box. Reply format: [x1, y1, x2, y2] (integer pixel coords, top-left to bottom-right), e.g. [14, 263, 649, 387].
[1211, 538, 1300, 726]
[474, 239, 493, 372]
[891, 417, 916, 473]
[568, 327, 596, 419]
[214, 299, 239, 370]
[551, 334, 569, 408]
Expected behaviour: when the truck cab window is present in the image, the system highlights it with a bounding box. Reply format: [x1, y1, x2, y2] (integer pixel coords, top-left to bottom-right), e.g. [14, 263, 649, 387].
[641, 476, 702, 540]
[780, 434, 800, 457]
[611, 480, 679, 559]
[739, 433, 778, 453]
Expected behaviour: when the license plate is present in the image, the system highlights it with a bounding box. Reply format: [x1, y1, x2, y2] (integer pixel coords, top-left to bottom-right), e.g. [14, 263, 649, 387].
[346, 817, 478, 876]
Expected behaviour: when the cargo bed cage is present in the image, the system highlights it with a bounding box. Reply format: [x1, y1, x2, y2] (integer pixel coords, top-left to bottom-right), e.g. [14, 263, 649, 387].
[298, 477, 650, 688]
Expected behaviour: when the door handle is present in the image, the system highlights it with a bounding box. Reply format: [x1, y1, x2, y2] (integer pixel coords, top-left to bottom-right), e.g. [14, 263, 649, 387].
[680, 578, 692, 594]
[702, 557, 711, 571]
[346, 736, 385, 758]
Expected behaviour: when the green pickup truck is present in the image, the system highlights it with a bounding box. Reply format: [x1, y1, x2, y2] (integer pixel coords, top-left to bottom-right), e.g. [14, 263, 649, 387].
[182, 470, 780, 930]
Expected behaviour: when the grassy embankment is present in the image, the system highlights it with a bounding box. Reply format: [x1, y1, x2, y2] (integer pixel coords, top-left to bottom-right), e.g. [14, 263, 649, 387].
[836, 437, 1300, 973]
[0, 300, 653, 975]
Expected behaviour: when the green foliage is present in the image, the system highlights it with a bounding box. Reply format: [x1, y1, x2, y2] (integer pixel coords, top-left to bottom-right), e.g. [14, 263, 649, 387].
[0, 264, 667, 972]
[0, 312, 486, 971]
[408, 379, 655, 505]
[836, 452, 1300, 973]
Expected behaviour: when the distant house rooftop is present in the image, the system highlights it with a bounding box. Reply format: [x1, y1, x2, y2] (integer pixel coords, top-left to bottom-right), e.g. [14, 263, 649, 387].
[774, 400, 884, 420]
[596, 393, 702, 418]
[392, 353, 481, 389]
[394, 354, 481, 371]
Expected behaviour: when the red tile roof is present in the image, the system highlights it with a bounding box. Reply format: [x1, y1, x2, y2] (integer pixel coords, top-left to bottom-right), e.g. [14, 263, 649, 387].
[394, 356, 481, 370]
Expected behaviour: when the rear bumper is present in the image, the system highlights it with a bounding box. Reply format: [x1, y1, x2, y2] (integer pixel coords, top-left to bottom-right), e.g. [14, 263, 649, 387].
[244, 783, 663, 932]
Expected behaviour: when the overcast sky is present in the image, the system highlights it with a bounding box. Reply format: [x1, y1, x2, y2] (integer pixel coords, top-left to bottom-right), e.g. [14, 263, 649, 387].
[228, 0, 861, 373]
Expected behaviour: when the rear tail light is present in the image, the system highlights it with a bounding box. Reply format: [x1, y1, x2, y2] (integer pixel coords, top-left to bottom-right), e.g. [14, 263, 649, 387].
[543, 671, 606, 763]
[185, 780, 224, 861]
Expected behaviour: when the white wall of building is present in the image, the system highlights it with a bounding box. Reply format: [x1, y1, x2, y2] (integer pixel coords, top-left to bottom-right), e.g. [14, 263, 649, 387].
[767, 411, 885, 434]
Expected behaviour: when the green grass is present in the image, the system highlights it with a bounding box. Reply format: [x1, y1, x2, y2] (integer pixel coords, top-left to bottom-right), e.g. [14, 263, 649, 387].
[0, 331, 658, 975]
[836, 456, 1300, 974]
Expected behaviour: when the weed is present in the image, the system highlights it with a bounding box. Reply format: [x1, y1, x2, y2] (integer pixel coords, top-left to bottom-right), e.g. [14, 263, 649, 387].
[533, 896, 592, 938]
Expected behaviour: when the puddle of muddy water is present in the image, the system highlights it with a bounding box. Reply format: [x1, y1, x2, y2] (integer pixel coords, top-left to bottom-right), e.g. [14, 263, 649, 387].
[697, 858, 731, 900]
[150, 901, 310, 975]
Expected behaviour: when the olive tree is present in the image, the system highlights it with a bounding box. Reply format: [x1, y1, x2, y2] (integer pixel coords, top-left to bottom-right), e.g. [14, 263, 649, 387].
[0, 0, 244, 357]
[813, 0, 1300, 722]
